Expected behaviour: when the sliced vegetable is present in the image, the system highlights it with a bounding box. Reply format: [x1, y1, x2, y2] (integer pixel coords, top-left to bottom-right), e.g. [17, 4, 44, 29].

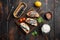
[32, 31, 38, 36]
[19, 18, 26, 22]
[37, 17, 44, 23]
[34, 31, 37, 35]
[32, 32, 35, 36]
[22, 18, 26, 21]
[20, 19, 23, 22]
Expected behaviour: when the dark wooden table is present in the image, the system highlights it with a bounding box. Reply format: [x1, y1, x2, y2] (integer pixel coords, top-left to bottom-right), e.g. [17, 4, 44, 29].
[0, 0, 60, 40]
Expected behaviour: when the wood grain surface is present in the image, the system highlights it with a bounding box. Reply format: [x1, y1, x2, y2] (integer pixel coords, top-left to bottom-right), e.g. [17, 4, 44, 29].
[0, 0, 60, 40]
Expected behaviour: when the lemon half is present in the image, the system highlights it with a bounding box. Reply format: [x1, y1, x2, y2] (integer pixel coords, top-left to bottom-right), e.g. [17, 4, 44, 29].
[34, 1, 42, 7]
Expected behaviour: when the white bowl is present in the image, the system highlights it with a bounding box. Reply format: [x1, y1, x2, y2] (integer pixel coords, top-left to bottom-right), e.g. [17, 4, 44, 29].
[41, 24, 51, 33]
